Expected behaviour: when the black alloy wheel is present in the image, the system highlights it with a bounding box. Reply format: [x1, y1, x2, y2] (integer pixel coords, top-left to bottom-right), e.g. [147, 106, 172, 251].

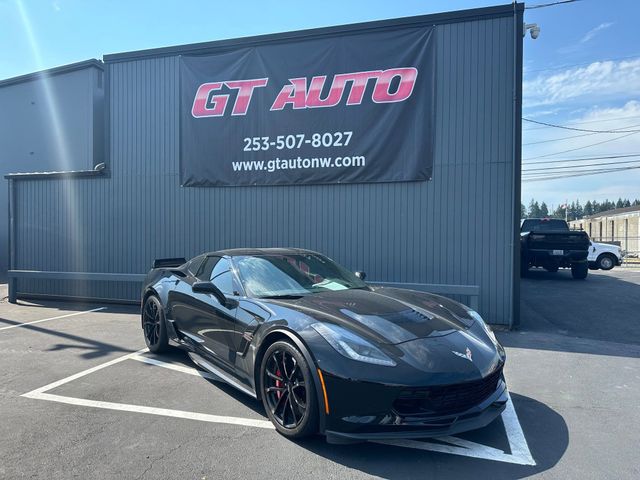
[142, 296, 169, 353]
[261, 341, 318, 438]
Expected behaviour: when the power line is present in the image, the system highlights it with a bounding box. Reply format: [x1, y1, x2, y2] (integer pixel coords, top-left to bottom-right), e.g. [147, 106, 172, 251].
[526, 0, 581, 9]
[523, 132, 598, 146]
[522, 130, 640, 160]
[522, 115, 640, 131]
[523, 165, 640, 182]
[523, 159, 640, 172]
[522, 118, 640, 133]
[523, 153, 640, 165]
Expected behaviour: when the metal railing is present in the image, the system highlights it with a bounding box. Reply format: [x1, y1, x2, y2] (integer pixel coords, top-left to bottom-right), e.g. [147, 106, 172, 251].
[7, 270, 146, 304]
[7, 270, 481, 310]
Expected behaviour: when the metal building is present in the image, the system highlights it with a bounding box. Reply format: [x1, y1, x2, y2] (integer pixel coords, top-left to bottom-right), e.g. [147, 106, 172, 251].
[3, 4, 524, 327]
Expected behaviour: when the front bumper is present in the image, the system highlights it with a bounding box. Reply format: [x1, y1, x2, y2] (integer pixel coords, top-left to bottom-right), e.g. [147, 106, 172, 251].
[322, 369, 508, 444]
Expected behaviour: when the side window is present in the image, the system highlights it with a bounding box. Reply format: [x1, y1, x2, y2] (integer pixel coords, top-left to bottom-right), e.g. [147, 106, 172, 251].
[187, 256, 205, 276]
[210, 258, 236, 295]
[196, 256, 220, 281]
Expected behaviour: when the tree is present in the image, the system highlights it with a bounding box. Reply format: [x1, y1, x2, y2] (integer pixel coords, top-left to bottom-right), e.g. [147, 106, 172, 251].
[616, 198, 624, 209]
[528, 199, 541, 218]
[575, 199, 583, 219]
[633, 199, 640, 206]
[623, 199, 631, 208]
[584, 200, 593, 217]
[539, 201, 549, 217]
[521, 203, 527, 219]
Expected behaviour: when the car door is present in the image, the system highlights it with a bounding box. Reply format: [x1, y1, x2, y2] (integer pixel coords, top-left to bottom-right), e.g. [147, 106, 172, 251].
[188, 256, 241, 367]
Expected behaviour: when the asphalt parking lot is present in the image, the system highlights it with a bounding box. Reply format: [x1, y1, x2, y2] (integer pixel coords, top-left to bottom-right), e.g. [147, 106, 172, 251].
[1, 270, 639, 480]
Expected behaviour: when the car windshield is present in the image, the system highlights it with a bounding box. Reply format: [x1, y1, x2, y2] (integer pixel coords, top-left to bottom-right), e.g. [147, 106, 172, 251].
[233, 253, 367, 298]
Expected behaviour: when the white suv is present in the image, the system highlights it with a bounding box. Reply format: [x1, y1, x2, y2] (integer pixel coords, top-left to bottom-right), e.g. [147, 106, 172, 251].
[588, 241, 622, 270]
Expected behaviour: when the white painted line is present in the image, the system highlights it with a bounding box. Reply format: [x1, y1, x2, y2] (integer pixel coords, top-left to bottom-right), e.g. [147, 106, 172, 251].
[22, 348, 535, 465]
[23, 391, 274, 430]
[130, 354, 220, 381]
[501, 391, 536, 465]
[0, 307, 107, 331]
[23, 348, 148, 396]
[22, 348, 273, 430]
[373, 392, 536, 466]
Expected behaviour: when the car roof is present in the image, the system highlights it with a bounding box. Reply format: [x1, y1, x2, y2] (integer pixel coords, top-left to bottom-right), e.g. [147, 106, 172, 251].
[206, 247, 320, 257]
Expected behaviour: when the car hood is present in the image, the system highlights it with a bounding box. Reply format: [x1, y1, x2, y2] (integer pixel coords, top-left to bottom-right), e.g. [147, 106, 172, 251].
[264, 287, 474, 345]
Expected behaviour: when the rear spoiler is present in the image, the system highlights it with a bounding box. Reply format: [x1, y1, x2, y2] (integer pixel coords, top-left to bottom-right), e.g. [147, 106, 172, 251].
[152, 257, 187, 269]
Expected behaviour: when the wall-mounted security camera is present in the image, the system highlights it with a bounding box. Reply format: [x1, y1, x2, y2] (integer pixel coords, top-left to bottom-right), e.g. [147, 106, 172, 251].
[523, 23, 541, 39]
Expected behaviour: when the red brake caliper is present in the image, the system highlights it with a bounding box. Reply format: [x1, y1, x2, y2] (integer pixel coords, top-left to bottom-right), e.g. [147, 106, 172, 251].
[275, 369, 283, 400]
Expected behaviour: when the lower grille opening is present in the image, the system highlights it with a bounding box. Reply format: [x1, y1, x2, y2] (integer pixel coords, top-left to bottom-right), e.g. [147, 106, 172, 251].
[393, 366, 503, 417]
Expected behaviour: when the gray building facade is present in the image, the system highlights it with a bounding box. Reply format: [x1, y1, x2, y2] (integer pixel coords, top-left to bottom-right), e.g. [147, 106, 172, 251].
[0, 60, 104, 280]
[4, 4, 523, 326]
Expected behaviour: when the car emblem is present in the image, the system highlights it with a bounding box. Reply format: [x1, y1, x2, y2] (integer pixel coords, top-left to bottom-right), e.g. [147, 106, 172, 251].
[452, 347, 473, 362]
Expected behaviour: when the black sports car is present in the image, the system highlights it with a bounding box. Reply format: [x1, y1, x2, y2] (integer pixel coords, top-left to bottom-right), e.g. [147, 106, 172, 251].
[141, 248, 507, 443]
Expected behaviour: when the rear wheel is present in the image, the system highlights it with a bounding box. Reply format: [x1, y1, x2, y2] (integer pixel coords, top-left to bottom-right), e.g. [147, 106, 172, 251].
[571, 262, 588, 280]
[260, 341, 319, 439]
[142, 295, 170, 353]
[597, 254, 615, 270]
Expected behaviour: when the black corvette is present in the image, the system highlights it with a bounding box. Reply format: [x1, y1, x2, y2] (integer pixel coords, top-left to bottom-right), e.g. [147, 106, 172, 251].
[141, 248, 507, 443]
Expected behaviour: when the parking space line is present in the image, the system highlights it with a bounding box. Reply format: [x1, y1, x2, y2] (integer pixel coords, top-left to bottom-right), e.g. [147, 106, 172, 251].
[130, 354, 220, 381]
[0, 307, 107, 331]
[24, 391, 274, 429]
[23, 348, 148, 396]
[374, 392, 536, 466]
[21, 349, 535, 465]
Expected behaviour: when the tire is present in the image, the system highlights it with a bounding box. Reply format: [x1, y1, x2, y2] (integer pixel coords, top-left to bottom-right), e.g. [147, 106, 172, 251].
[260, 340, 319, 439]
[571, 262, 588, 280]
[597, 254, 616, 271]
[142, 295, 170, 353]
[544, 265, 559, 273]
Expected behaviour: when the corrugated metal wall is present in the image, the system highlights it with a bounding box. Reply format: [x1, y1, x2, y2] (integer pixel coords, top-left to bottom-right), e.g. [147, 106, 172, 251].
[0, 65, 103, 280]
[12, 12, 519, 325]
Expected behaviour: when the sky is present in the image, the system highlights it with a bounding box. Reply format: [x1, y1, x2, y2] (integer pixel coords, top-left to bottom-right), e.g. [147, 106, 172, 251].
[1, 0, 639, 209]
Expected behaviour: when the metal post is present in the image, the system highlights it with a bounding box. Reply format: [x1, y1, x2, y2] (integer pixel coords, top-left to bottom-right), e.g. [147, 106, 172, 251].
[7, 178, 16, 303]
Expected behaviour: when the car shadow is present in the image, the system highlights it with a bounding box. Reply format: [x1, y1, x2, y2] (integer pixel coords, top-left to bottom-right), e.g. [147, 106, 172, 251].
[0, 314, 137, 359]
[294, 392, 568, 479]
[155, 351, 568, 478]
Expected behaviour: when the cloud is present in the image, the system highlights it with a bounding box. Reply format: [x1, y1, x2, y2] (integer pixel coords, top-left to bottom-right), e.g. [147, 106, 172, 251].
[580, 22, 613, 43]
[523, 58, 640, 108]
[521, 101, 640, 206]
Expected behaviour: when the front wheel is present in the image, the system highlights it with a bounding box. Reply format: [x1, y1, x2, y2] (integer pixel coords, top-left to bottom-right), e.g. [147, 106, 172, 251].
[260, 340, 319, 439]
[571, 262, 588, 280]
[597, 254, 616, 271]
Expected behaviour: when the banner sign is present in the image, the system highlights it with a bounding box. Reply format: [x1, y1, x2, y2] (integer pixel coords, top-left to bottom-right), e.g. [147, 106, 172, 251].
[180, 26, 436, 186]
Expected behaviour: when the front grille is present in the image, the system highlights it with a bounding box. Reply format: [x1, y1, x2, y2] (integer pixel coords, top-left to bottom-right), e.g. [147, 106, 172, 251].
[393, 366, 503, 417]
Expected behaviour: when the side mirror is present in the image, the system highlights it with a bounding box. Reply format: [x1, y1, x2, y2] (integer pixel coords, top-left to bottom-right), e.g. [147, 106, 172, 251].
[354, 271, 366, 281]
[192, 281, 227, 306]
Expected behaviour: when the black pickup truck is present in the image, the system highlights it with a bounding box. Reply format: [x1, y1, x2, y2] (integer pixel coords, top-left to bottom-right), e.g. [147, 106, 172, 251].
[520, 218, 590, 279]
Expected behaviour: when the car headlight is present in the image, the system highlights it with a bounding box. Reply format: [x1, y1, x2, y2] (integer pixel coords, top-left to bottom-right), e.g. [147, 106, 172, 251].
[310, 322, 396, 367]
[465, 308, 498, 344]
